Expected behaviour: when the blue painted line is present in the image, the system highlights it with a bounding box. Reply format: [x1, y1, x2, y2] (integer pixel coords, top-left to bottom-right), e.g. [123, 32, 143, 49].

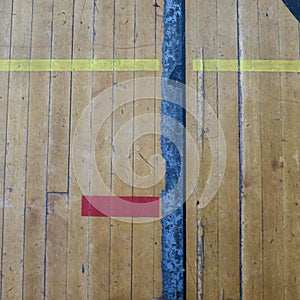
[282, 0, 300, 22]
[161, 0, 186, 299]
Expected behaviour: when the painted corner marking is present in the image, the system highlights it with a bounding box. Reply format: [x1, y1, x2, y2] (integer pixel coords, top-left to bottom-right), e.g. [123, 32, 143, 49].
[282, 0, 300, 22]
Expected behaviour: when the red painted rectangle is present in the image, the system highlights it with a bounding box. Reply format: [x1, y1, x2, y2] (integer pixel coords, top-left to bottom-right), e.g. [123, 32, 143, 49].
[82, 195, 160, 217]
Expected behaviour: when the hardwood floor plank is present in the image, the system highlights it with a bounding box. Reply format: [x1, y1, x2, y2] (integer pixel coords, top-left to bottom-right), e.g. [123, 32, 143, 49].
[45, 193, 68, 299]
[23, 0, 53, 297]
[66, 0, 93, 298]
[0, 0, 13, 296]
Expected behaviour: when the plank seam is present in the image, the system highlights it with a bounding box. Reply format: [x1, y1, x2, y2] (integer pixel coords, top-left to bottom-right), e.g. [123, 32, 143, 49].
[131, 2, 137, 298]
[21, 0, 35, 298]
[108, 1, 116, 298]
[236, 1, 244, 299]
[43, 1, 55, 297]
[65, 0, 76, 298]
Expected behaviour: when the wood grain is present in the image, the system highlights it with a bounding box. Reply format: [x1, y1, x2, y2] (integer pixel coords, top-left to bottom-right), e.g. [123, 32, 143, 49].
[0, 1, 299, 299]
[132, 1, 162, 299]
[46, 193, 68, 299]
[186, 0, 201, 298]
[66, 0, 93, 299]
[216, 0, 240, 298]
[258, 1, 283, 298]
[23, 0, 52, 297]
[47, 0, 73, 193]
[187, 1, 220, 299]
[1, 0, 32, 298]
[279, 3, 300, 299]
[109, 1, 135, 299]
[88, 1, 113, 299]
[0, 0, 13, 297]
[239, 1, 264, 298]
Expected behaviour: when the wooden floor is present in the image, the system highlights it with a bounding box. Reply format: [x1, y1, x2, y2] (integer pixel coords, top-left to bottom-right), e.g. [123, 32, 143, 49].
[0, 0, 299, 299]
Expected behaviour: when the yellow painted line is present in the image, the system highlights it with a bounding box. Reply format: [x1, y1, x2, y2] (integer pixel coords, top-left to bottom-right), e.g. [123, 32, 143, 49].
[193, 60, 238, 72]
[193, 60, 300, 72]
[3, 59, 299, 72]
[0, 59, 160, 71]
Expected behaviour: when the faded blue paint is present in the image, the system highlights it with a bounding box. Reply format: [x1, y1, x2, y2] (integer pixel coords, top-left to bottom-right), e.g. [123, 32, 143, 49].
[282, 0, 300, 22]
[161, 0, 186, 299]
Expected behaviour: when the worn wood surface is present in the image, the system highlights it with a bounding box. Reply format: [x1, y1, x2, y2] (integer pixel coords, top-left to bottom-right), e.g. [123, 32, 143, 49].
[186, 0, 300, 299]
[186, 0, 240, 299]
[0, 0, 300, 299]
[0, 0, 163, 299]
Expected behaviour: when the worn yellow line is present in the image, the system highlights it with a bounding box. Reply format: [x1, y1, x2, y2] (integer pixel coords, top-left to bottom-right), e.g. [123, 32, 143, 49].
[0, 59, 160, 71]
[3, 59, 299, 72]
[193, 60, 300, 72]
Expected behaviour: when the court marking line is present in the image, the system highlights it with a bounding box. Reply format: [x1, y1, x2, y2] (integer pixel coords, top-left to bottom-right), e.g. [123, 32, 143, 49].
[1, 59, 300, 72]
[0, 59, 160, 71]
[193, 59, 300, 72]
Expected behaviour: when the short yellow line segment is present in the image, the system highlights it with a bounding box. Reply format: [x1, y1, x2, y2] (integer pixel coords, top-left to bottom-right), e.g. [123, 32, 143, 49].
[193, 60, 300, 72]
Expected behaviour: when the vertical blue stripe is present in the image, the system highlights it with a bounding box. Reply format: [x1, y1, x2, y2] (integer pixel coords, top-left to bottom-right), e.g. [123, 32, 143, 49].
[161, 0, 186, 299]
